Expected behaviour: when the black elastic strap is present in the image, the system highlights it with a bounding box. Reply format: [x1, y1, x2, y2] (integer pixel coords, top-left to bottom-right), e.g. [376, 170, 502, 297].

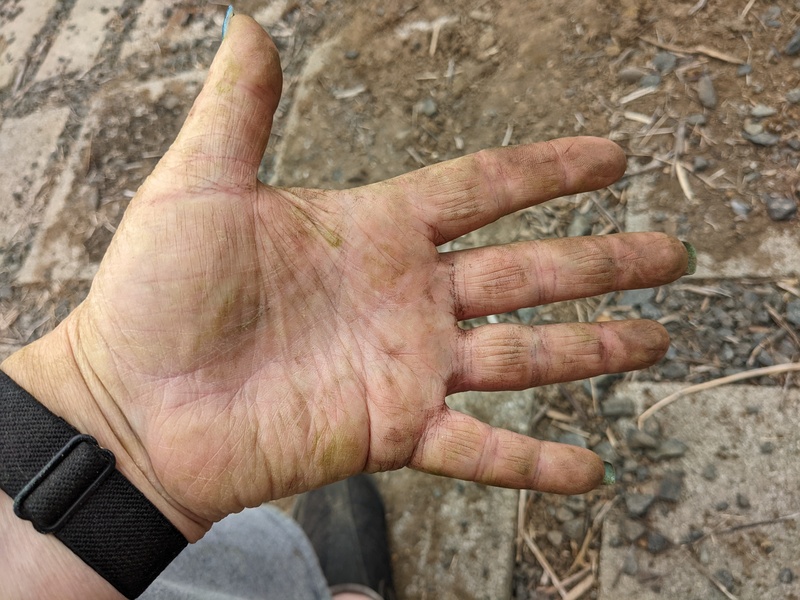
[0, 370, 188, 598]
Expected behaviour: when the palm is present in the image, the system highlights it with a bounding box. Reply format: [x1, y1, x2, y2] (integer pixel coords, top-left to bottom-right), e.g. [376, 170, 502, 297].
[69, 16, 689, 525]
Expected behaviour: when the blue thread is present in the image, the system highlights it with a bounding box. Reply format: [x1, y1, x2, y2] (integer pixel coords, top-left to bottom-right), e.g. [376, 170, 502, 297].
[222, 5, 234, 40]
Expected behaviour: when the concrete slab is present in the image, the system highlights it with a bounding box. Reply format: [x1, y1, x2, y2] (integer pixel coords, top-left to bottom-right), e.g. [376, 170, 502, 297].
[120, 0, 223, 61]
[36, 0, 125, 81]
[0, 107, 70, 250]
[599, 382, 800, 599]
[17, 73, 203, 283]
[0, 0, 58, 89]
[375, 390, 532, 600]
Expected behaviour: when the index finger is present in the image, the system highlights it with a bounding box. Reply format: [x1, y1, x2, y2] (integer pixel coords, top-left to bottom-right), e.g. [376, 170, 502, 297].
[385, 137, 626, 244]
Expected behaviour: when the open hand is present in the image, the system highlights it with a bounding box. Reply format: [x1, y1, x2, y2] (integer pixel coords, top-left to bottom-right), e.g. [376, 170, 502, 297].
[6, 15, 689, 538]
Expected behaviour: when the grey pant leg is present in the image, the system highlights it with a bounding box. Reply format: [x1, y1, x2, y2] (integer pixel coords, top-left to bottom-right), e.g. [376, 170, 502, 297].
[141, 504, 332, 600]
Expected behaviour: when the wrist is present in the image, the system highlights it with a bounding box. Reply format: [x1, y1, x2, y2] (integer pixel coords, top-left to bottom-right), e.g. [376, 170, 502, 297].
[1, 309, 210, 543]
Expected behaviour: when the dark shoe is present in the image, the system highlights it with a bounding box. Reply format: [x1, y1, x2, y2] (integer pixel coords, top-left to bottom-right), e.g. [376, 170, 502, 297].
[293, 475, 395, 600]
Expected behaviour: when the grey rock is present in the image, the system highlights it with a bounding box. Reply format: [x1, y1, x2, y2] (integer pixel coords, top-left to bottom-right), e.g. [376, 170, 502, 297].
[417, 97, 438, 117]
[625, 493, 655, 518]
[693, 156, 710, 172]
[736, 493, 751, 509]
[601, 397, 636, 418]
[697, 75, 717, 109]
[786, 299, 800, 327]
[639, 73, 662, 88]
[639, 302, 662, 320]
[764, 194, 798, 221]
[660, 361, 689, 380]
[786, 28, 800, 56]
[686, 113, 707, 126]
[622, 551, 638, 576]
[618, 66, 646, 84]
[658, 472, 684, 502]
[546, 530, 563, 547]
[789, 139, 800, 151]
[562, 517, 585, 541]
[653, 52, 677, 73]
[787, 88, 800, 104]
[565, 496, 586, 513]
[619, 288, 656, 307]
[646, 531, 670, 554]
[730, 198, 752, 218]
[558, 432, 587, 449]
[743, 170, 762, 183]
[751, 104, 777, 118]
[743, 131, 780, 146]
[648, 438, 688, 461]
[593, 440, 619, 463]
[620, 519, 646, 542]
[345, 49, 360, 60]
[516, 306, 537, 324]
[555, 506, 574, 523]
[715, 569, 735, 593]
[779, 568, 795, 584]
[567, 212, 592, 237]
[737, 64, 753, 76]
[628, 429, 660, 450]
[743, 120, 764, 136]
[716, 500, 730, 511]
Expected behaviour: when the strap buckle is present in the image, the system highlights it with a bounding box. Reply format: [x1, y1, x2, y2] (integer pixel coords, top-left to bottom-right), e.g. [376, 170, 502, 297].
[13, 434, 116, 533]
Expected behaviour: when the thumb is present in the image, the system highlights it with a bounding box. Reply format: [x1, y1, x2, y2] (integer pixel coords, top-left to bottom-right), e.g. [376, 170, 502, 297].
[158, 13, 282, 189]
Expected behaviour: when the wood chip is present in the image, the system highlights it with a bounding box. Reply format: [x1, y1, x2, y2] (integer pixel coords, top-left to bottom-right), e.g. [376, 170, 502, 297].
[619, 86, 658, 105]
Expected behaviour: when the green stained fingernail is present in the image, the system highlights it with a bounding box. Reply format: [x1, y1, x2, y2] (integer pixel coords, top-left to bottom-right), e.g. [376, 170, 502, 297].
[603, 461, 616, 485]
[682, 241, 697, 276]
[222, 5, 234, 40]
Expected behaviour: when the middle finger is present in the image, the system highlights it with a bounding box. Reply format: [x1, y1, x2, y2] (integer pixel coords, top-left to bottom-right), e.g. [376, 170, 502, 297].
[441, 232, 689, 321]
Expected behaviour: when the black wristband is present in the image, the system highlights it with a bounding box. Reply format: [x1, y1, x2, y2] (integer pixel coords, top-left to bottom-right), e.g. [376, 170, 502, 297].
[0, 369, 188, 598]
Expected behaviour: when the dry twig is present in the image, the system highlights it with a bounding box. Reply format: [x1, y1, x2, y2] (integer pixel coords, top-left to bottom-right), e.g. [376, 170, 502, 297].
[639, 363, 800, 427]
[639, 36, 746, 65]
[523, 531, 568, 599]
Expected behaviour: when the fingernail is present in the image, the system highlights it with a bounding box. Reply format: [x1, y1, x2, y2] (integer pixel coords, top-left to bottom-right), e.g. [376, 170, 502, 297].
[222, 5, 234, 40]
[682, 241, 697, 276]
[602, 461, 616, 485]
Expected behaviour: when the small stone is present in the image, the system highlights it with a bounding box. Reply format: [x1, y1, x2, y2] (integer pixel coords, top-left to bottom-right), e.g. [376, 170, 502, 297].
[648, 438, 688, 461]
[558, 432, 587, 449]
[658, 472, 684, 502]
[730, 198, 752, 218]
[625, 493, 655, 518]
[565, 496, 586, 513]
[736, 493, 751, 509]
[618, 66, 646, 84]
[562, 517, 585, 541]
[716, 500, 730, 511]
[737, 64, 753, 77]
[751, 104, 777, 118]
[628, 429, 660, 450]
[764, 194, 798, 221]
[344, 49, 360, 60]
[593, 440, 619, 463]
[697, 75, 717, 109]
[417, 97, 438, 117]
[786, 299, 800, 327]
[715, 569, 735, 593]
[620, 519, 647, 542]
[786, 28, 800, 56]
[567, 212, 592, 237]
[760, 441, 776, 454]
[546, 530, 564, 547]
[646, 531, 670, 554]
[743, 120, 764, 136]
[619, 288, 656, 307]
[686, 113, 707, 126]
[639, 73, 661, 88]
[693, 156, 710, 172]
[622, 551, 638, 576]
[779, 568, 795, 584]
[742, 131, 780, 146]
[601, 397, 636, 418]
[555, 506, 574, 523]
[789, 139, 800, 151]
[660, 361, 689, 380]
[787, 89, 800, 104]
[653, 52, 677, 73]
